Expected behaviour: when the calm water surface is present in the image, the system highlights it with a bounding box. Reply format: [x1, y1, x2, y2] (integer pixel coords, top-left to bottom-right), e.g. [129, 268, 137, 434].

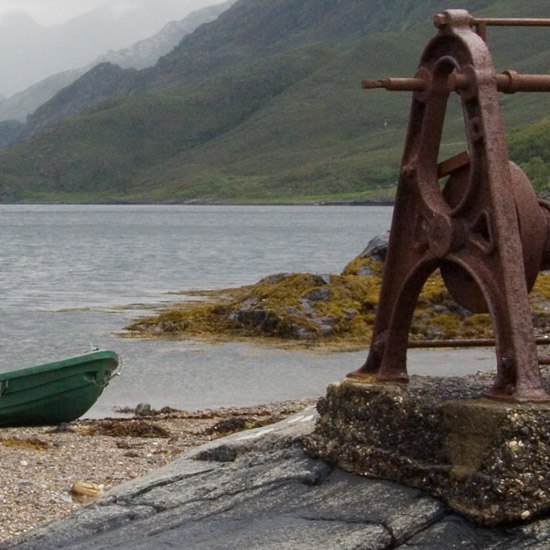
[0, 204, 392, 310]
[0, 205, 494, 417]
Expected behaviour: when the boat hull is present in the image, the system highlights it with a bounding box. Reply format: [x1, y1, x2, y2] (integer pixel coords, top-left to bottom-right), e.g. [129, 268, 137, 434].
[0, 350, 119, 427]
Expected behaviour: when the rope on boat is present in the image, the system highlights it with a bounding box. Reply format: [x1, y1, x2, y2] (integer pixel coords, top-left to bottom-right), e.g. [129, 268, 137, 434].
[112, 353, 123, 379]
[89, 347, 123, 389]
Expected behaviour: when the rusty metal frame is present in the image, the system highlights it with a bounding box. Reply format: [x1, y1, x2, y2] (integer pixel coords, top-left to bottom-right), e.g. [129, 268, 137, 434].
[349, 10, 550, 402]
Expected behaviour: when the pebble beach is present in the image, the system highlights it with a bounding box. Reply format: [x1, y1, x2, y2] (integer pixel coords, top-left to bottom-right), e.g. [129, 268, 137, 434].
[0, 398, 315, 543]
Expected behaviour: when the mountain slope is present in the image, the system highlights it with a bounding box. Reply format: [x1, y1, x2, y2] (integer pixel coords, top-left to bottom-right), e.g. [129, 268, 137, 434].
[95, 2, 236, 71]
[0, 70, 83, 123]
[0, 0, 227, 97]
[2, 0, 550, 202]
[0, 1, 234, 124]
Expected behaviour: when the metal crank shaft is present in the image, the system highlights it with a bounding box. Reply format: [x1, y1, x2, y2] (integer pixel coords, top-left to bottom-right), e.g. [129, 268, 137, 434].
[362, 72, 550, 95]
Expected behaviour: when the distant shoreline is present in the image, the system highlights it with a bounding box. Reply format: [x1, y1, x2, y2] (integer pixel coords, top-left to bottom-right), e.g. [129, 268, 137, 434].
[0, 199, 395, 207]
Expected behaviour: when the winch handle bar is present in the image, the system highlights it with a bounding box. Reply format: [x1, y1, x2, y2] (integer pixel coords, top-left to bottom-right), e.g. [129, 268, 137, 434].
[433, 13, 550, 42]
[362, 15, 550, 94]
[362, 71, 550, 95]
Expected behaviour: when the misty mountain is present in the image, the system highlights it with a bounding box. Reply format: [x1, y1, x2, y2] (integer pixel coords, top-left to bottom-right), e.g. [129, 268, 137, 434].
[0, 120, 23, 149]
[2, 0, 550, 203]
[0, 0, 229, 98]
[0, 70, 83, 123]
[0, 1, 234, 123]
[94, 2, 235, 71]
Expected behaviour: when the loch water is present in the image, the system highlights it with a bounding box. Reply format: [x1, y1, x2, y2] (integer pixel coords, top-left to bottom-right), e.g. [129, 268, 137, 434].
[0, 204, 494, 417]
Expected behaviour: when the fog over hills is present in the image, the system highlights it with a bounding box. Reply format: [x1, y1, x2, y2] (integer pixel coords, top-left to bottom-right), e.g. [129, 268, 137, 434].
[0, 1, 233, 122]
[0, 0, 229, 97]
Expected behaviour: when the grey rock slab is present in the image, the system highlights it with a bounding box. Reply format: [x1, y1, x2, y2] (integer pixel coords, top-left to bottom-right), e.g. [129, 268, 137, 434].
[510, 518, 550, 547]
[2, 504, 157, 550]
[127, 447, 331, 513]
[105, 456, 222, 503]
[275, 469, 446, 540]
[4, 406, 548, 550]
[48, 515, 392, 550]
[404, 517, 527, 549]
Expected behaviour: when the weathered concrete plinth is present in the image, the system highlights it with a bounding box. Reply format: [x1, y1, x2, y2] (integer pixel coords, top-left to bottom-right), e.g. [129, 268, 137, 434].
[304, 373, 550, 525]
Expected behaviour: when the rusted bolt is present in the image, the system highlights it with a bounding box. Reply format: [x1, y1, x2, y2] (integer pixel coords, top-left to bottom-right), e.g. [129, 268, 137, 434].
[362, 78, 427, 92]
[433, 13, 448, 28]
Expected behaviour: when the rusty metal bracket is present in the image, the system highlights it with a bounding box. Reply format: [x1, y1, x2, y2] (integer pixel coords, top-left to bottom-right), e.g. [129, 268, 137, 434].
[349, 9, 550, 402]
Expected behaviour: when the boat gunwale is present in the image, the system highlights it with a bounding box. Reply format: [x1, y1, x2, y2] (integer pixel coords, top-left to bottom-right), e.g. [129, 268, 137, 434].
[0, 350, 119, 381]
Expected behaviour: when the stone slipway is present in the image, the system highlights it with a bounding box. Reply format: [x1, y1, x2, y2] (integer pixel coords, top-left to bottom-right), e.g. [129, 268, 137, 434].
[5, 407, 550, 550]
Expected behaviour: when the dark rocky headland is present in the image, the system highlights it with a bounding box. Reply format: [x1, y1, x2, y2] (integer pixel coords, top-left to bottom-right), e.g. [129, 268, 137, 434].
[126, 234, 550, 352]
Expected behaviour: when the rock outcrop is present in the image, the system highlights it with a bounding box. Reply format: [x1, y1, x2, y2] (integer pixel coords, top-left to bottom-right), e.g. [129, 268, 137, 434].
[128, 233, 539, 349]
[8, 407, 550, 549]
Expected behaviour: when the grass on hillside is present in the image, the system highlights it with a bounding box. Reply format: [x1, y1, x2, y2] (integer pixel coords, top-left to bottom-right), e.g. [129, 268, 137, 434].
[3, 0, 550, 203]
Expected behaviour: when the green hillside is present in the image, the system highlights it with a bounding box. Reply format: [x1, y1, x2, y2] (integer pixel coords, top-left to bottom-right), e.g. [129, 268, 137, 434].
[2, 0, 550, 202]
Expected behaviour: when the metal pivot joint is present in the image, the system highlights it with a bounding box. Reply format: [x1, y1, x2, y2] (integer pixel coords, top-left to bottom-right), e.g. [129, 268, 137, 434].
[349, 10, 550, 402]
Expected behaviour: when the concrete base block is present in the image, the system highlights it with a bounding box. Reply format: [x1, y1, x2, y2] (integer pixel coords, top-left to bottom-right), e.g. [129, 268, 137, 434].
[304, 374, 550, 525]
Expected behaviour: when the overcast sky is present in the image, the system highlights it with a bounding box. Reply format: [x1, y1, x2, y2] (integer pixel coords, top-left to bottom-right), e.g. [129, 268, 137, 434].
[0, 0, 225, 26]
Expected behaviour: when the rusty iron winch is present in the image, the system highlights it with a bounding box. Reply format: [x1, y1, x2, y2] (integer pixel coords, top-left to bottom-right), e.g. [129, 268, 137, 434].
[349, 10, 550, 402]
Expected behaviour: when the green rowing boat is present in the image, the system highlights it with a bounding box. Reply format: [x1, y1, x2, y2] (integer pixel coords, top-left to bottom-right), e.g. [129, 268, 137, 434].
[0, 350, 119, 427]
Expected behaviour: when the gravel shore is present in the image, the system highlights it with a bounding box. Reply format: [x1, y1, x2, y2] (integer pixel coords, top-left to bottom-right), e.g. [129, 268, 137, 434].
[0, 398, 315, 544]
